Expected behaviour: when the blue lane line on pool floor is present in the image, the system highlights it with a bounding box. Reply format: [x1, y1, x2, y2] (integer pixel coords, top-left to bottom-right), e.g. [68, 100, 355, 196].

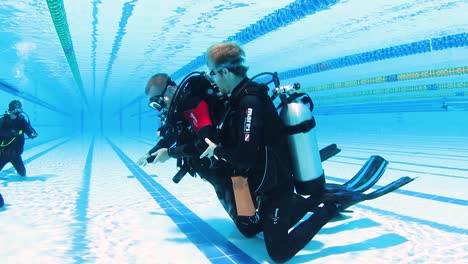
[69, 137, 95, 264]
[335, 155, 468, 173]
[328, 159, 467, 180]
[338, 145, 468, 160]
[107, 138, 259, 264]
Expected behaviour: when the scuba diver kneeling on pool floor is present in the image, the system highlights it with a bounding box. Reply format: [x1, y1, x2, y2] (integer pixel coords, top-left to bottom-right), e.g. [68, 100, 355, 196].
[198, 41, 414, 262]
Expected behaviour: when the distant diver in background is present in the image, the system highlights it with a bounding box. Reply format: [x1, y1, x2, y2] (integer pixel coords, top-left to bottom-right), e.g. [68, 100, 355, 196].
[0, 100, 38, 176]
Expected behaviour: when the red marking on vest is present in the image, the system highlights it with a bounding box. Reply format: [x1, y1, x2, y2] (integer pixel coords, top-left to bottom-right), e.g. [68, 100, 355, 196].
[183, 100, 212, 132]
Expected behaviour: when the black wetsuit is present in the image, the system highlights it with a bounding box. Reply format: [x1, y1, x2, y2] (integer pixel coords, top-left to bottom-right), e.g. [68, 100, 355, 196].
[213, 78, 336, 262]
[145, 76, 237, 221]
[0, 113, 37, 176]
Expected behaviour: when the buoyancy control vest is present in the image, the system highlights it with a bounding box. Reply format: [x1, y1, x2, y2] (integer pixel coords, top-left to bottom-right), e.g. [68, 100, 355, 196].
[163, 72, 225, 182]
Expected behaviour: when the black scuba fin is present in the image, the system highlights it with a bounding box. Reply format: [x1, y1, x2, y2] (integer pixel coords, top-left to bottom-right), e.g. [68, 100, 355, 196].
[319, 143, 341, 162]
[323, 176, 415, 214]
[325, 155, 388, 194]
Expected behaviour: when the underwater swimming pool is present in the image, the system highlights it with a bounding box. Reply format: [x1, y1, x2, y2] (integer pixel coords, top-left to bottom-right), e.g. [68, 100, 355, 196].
[0, 0, 467, 263]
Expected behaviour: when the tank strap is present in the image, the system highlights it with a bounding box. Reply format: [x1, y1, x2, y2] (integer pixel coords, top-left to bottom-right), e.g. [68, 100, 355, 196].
[284, 117, 316, 135]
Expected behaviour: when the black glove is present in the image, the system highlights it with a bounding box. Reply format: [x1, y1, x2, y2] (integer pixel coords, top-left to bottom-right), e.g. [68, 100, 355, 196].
[29, 131, 38, 139]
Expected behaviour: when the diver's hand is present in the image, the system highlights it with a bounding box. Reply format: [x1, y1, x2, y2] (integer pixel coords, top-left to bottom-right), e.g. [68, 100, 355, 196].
[151, 148, 170, 163]
[29, 131, 38, 139]
[200, 138, 217, 159]
[137, 153, 150, 166]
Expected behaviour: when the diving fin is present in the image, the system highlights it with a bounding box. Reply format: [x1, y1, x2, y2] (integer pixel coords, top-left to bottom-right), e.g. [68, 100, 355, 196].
[323, 176, 415, 214]
[319, 143, 341, 162]
[325, 155, 388, 194]
[343, 155, 388, 192]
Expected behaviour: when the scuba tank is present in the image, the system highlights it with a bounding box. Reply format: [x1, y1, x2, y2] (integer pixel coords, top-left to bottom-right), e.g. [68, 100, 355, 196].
[278, 86, 325, 196]
[252, 72, 325, 196]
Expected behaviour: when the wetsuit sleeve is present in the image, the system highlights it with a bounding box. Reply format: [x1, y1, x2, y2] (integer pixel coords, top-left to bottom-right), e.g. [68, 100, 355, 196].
[148, 140, 165, 155]
[214, 95, 264, 169]
[146, 131, 176, 163]
[21, 117, 37, 138]
[167, 144, 198, 159]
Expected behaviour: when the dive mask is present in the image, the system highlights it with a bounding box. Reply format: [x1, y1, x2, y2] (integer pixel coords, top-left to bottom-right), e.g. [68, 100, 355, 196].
[148, 77, 176, 111]
[8, 100, 23, 114]
[148, 95, 166, 111]
[11, 108, 23, 114]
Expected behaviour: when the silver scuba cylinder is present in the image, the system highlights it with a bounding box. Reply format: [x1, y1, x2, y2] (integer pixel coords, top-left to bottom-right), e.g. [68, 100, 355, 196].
[279, 89, 325, 196]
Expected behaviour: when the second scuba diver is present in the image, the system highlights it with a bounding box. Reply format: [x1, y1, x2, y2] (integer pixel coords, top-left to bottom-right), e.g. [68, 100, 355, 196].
[137, 73, 239, 221]
[0, 100, 38, 176]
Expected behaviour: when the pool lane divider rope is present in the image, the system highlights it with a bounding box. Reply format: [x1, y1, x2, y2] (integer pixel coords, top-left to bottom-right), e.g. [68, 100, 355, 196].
[45, 0, 89, 109]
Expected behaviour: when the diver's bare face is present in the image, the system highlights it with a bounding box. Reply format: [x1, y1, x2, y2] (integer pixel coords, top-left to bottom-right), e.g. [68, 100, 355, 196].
[207, 60, 231, 95]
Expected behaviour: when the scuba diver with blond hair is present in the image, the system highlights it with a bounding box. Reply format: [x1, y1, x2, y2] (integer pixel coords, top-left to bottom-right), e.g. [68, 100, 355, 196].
[200, 41, 413, 262]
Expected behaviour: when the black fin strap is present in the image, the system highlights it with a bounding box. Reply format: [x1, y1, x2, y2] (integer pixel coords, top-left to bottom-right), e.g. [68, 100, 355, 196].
[284, 117, 316, 135]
